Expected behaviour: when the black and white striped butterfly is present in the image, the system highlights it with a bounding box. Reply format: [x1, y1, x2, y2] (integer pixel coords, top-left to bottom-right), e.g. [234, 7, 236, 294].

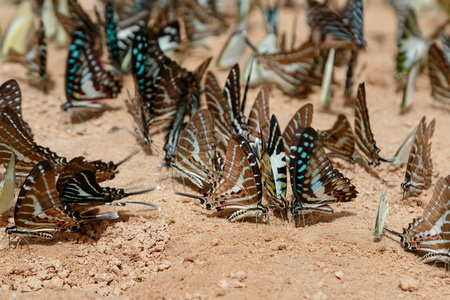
[401, 116, 435, 200]
[384, 176, 450, 266]
[260, 115, 288, 210]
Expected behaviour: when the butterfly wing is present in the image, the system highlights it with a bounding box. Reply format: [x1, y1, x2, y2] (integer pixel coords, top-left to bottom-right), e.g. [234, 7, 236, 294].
[282, 103, 314, 156]
[354, 82, 381, 166]
[247, 86, 271, 140]
[373, 183, 389, 237]
[428, 43, 450, 104]
[319, 114, 355, 163]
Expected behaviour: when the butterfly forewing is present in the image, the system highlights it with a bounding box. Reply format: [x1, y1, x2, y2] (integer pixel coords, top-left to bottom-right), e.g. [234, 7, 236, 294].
[282, 103, 314, 156]
[428, 43, 450, 104]
[247, 86, 271, 139]
[373, 183, 389, 238]
[401, 117, 435, 199]
[354, 82, 381, 166]
[319, 114, 355, 163]
[205, 71, 234, 142]
[173, 109, 220, 190]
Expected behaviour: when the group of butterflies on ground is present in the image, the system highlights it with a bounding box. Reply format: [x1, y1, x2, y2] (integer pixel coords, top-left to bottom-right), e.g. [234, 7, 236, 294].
[0, 0, 449, 267]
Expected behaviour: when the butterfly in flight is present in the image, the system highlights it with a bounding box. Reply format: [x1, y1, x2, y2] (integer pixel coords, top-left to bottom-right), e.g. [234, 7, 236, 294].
[384, 176, 450, 266]
[401, 116, 435, 200]
[289, 126, 358, 225]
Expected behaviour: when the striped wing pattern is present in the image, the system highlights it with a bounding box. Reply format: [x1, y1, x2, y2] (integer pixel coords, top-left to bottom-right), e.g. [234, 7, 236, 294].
[256, 42, 317, 88]
[428, 43, 450, 104]
[173, 109, 220, 190]
[401, 117, 435, 199]
[223, 65, 249, 138]
[306, 0, 365, 48]
[247, 86, 271, 140]
[0, 106, 67, 177]
[200, 136, 266, 222]
[339, 0, 364, 46]
[104, 1, 122, 73]
[62, 28, 122, 110]
[0, 79, 32, 136]
[318, 114, 355, 163]
[289, 126, 357, 215]
[12, 161, 81, 235]
[398, 176, 450, 264]
[180, 0, 225, 44]
[261, 115, 288, 208]
[354, 82, 381, 166]
[205, 71, 234, 142]
[131, 29, 170, 119]
[282, 103, 314, 156]
[126, 88, 152, 145]
[440, 29, 450, 63]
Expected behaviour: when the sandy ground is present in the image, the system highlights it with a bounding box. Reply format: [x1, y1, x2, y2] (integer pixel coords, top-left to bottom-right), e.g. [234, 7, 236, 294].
[0, 0, 449, 299]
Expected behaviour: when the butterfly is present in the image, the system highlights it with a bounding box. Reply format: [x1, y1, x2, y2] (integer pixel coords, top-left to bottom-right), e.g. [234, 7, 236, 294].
[57, 157, 160, 209]
[0, 105, 126, 182]
[282, 103, 314, 157]
[401, 116, 435, 200]
[126, 88, 152, 145]
[103, 1, 122, 74]
[428, 42, 450, 105]
[0, 153, 15, 215]
[354, 82, 385, 167]
[62, 26, 122, 111]
[131, 28, 171, 121]
[0, 79, 33, 137]
[253, 41, 318, 96]
[306, 0, 365, 49]
[373, 183, 389, 239]
[156, 57, 212, 164]
[174, 135, 267, 222]
[289, 126, 358, 223]
[171, 109, 221, 191]
[439, 28, 450, 63]
[205, 64, 259, 145]
[260, 115, 288, 210]
[5, 160, 118, 242]
[180, 0, 226, 46]
[384, 176, 450, 266]
[318, 114, 356, 163]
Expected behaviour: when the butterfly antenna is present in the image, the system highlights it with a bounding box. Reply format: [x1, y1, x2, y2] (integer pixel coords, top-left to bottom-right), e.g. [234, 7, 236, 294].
[242, 31, 260, 54]
[115, 148, 141, 167]
[124, 186, 160, 197]
[106, 201, 161, 210]
[172, 191, 204, 200]
[382, 226, 402, 239]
